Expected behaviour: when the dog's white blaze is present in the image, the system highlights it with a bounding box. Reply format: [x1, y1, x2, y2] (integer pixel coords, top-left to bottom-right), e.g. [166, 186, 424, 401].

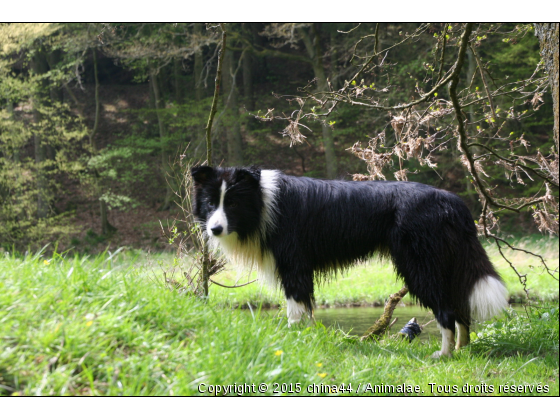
[206, 180, 228, 237]
[469, 275, 508, 321]
[286, 298, 307, 326]
[208, 170, 282, 290]
[432, 324, 455, 358]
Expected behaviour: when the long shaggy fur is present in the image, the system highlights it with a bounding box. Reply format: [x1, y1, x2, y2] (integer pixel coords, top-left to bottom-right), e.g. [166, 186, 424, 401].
[191, 166, 509, 356]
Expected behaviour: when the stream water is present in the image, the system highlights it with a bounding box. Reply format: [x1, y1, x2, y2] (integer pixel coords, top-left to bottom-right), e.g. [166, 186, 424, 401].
[313, 304, 520, 340]
[313, 306, 440, 341]
[250, 304, 517, 341]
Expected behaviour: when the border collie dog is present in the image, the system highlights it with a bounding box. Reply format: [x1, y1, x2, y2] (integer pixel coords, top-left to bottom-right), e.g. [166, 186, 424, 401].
[191, 166, 508, 357]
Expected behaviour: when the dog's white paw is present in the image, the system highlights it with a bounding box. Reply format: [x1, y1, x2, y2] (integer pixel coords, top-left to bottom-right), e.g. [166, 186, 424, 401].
[431, 350, 452, 359]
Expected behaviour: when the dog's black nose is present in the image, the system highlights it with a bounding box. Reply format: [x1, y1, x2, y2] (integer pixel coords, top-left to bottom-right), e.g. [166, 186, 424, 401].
[211, 225, 223, 236]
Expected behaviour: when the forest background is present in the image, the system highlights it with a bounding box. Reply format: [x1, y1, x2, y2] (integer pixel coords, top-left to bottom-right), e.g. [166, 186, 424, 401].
[0, 22, 557, 254]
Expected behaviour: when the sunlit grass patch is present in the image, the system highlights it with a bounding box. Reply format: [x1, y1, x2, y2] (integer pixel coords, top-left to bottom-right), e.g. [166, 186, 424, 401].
[0, 242, 558, 396]
[470, 306, 559, 357]
[483, 236, 559, 302]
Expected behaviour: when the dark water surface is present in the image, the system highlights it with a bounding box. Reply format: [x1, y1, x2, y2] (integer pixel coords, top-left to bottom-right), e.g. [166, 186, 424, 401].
[250, 304, 518, 341]
[313, 306, 440, 341]
[313, 305, 520, 340]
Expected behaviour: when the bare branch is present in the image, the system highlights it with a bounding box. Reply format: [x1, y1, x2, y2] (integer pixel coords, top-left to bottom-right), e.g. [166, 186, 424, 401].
[209, 278, 258, 288]
[467, 142, 559, 187]
[360, 286, 409, 341]
[201, 23, 227, 297]
[469, 44, 498, 126]
[337, 23, 361, 34]
[436, 24, 449, 83]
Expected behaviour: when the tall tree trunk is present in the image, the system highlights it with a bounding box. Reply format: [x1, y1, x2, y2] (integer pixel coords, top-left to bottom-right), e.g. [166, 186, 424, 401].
[150, 63, 173, 210]
[173, 58, 182, 104]
[249, 23, 266, 81]
[463, 47, 477, 199]
[148, 69, 157, 126]
[242, 48, 254, 111]
[534, 23, 559, 153]
[90, 49, 101, 152]
[6, 101, 19, 163]
[242, 24, 255, 112]
[193, 23, 205, 160]
[222, 49, 244, 166]
[329, 29, 339, 90]
[299, 24, 338, 179]
[244, 23, 264, 130]
[31, 50, 49, 219]
[46, 49, 62, 173]
[194, 23, 204, 103]
[89, 49, 115, 235]
[47, 49, 64, 104]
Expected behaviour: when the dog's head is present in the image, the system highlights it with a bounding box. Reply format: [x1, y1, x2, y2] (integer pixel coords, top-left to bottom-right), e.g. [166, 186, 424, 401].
[191, 166, 264, 241]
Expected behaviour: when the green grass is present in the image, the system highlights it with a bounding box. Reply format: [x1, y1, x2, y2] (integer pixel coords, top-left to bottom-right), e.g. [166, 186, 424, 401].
[0, 242, 558, 396]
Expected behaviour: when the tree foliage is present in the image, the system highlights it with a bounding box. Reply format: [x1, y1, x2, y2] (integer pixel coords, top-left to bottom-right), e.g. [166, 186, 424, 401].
[0, 23, 557, 277]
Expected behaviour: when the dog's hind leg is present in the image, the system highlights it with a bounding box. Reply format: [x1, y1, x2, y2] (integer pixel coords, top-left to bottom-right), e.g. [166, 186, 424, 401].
[432, 326, 455, 358]
[455, 322, 470, 350]
[432, 311, 456, 358]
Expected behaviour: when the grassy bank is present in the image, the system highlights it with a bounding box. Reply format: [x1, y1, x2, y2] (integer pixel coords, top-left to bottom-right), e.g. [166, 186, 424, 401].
[0, 245, 558, 396]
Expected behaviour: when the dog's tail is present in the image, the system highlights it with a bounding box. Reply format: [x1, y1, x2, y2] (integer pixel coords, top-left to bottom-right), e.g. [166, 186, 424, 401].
[469, 275, 509, 321]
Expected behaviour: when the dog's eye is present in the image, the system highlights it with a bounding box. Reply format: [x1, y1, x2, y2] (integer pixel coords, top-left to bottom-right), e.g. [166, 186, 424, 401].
[229, 201, 237, 208]
[208, 203, 216, 211]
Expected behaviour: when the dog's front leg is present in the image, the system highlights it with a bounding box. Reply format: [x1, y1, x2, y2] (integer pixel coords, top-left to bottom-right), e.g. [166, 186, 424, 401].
[278, 264, 314, 326]
[286, 298, 310, 326]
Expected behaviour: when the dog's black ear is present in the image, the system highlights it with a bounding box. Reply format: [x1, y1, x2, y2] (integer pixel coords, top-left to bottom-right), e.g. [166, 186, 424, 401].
[235, 166, 261, 184]
[191, 166, 215, 184]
